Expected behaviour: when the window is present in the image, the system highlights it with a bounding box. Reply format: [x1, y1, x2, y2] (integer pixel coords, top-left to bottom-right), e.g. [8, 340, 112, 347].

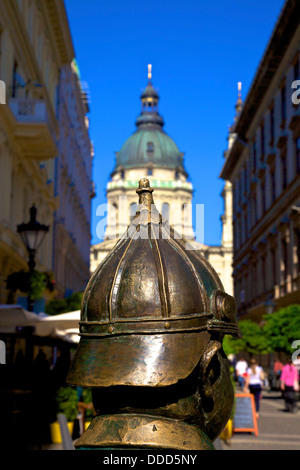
[295, 137, 300, 174]
[270, 106, 275, 143]
[244, 211, 248, 241]
[147, 168, 152, 176]
[252, 193, 257, 226]
[260, 122, 265, 159]
[12, 60, 18, 98]
[147, 142, 154, 152]
[161, 203, 170, 222]
[271, 247, 276, 286]
[281, 154, 287, 189]
[281, 238, 289, 281]
[252, 262, 257, 299]
[295, 229, 300, 274]
[261, 255, 266, 292]
[261, 179, 266, 214]
[294, 57, 299, 81]
[233, 182, 236, 212]
[270, 167, 276, 203]
[281, 85, 286, 123]
[239, 173, 242, 202]
[252, 140, 257, 172]
[243, 164, 247, 194]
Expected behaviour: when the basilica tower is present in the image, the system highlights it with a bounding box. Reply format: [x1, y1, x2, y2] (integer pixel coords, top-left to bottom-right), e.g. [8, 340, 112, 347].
[105, 65, 194, 239]
[90, 69, 234, 297]
[91, 66, 195, 268]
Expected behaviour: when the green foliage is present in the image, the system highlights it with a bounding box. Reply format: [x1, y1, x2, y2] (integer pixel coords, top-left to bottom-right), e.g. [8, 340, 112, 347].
[262, 304, 300, 354]
[236, 320, 269, 355]
[223, 304, 300, 357]
[223, 335, 238, 357]
[82, 388, 94, 420]
[45, 292, 83, 316]
[6, 269, 55, 300]
[223, 319, 269, 357]
[56, 386, 78, 422]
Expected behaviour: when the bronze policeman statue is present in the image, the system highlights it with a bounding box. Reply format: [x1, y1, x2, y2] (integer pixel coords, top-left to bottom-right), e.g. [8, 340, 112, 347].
[67, 178, 240, 450]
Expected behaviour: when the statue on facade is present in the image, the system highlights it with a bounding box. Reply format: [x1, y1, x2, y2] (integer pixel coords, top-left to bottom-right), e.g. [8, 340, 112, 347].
[67, 179, 240, 450]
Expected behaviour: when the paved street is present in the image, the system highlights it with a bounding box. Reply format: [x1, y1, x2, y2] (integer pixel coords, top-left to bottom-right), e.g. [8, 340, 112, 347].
[32, 391, 300, 451]
[221, 390, 300, 451]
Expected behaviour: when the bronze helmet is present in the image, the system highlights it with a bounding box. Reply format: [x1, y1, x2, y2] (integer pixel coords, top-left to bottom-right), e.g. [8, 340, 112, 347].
[67, 178, 239, 389]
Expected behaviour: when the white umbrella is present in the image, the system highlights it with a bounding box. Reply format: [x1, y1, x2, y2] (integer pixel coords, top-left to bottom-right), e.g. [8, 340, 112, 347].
[0, 305, 80, 343]
[0, 304, 41, 332]
[35, 310, 80, 343]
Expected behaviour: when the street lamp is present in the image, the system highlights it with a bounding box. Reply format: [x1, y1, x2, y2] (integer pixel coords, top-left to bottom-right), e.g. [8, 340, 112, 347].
[264, 298, 276, 390]
[17, 205, 49, 311]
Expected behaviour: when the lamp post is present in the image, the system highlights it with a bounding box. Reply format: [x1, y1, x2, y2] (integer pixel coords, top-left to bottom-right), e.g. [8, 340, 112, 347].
[265, 298, 276, 390]
[17, 205, 49, 312]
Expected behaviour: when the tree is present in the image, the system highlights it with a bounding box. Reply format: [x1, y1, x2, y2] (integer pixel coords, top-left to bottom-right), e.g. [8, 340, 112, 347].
[45, 292, 83, 316]
[6, 270, 55, 300]
[262, 304, 300, 355]
[223, 319, 269, 357]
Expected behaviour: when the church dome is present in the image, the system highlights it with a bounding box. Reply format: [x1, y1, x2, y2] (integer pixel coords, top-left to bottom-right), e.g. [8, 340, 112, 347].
[114, 65, 186, 172]
[115, 127, 184, 170]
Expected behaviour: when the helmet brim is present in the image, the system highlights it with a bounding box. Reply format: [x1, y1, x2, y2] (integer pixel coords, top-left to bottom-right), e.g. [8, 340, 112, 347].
[67, 331, 210, 387]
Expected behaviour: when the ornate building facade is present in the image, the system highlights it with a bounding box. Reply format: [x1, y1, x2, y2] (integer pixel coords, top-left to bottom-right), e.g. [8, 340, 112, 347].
[220, 0, 300, 320]
[0, 0, 93, 304]
[53, 60, 94, 296]
[91, 67, 234, 295]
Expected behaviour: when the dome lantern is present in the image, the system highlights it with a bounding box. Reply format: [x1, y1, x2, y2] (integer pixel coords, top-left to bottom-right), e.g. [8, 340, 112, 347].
[114, 66, 187, 171]
[136, 64, 164, 128]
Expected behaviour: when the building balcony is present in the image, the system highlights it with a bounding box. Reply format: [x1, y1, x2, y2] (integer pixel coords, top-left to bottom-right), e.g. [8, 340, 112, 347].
[9, 98, 57, 160]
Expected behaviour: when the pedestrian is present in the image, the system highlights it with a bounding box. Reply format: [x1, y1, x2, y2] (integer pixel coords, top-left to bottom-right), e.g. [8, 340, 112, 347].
[244, 358, 265, 418]
[273, 359, 284, 390]
[280, 358, 299, 413]
[235, 357, 248, 390]
[273, 359, 283, 379]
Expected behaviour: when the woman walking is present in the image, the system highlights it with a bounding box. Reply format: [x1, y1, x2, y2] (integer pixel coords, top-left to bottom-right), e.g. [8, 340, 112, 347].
[244, 358, 265, 418]
[280, 358, 299, 413]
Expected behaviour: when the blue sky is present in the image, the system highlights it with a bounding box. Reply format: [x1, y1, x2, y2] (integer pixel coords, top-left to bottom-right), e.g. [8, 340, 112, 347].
[64, 0, 285, 246]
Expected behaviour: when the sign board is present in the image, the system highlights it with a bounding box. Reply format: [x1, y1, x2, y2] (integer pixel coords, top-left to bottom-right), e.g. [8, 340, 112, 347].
[233, 393, 258, 436]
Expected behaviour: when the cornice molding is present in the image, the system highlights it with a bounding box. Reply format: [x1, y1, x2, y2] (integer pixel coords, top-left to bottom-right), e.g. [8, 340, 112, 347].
[43, 0, 75, 65]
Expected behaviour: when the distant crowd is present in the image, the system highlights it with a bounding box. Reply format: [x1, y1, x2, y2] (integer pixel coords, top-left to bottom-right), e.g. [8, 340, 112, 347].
[234, 355, 300, 415]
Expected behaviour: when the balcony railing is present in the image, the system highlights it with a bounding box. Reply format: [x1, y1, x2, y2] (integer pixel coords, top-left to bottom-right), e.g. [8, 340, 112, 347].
[9, 98, 48, 123]
[8, 97, 57, 160]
